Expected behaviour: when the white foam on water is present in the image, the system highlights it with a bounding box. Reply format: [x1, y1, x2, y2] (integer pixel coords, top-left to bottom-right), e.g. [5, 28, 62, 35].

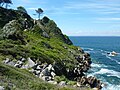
[102, 84, 120, 90]
[84, 51, 91, 53]
[82, 47, 94, 51]
[91, 63, 101, 68]
[87, 73, 96, 77]
[116, 61, 120, 64]
[106, 55, 120, 65]
[94, 68, 120, 78]
[91, 63, 107, 68]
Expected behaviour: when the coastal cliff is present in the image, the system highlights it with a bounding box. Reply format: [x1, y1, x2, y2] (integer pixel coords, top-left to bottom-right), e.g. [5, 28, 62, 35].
[0, 7, 102, 90]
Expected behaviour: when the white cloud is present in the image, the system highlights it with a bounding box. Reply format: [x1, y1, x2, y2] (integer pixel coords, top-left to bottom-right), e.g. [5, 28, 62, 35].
[64, 1, 120, 15]
[28, 8, 38, 10]
[97, 18, 120, 21]
[68, 30, 120, 36]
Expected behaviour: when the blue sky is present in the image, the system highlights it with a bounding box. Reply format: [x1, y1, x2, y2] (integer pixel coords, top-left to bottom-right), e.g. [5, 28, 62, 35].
[10, 0, 120, 36]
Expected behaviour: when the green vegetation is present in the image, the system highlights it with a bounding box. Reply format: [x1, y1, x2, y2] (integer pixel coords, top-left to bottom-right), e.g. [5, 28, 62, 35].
[0, 62, 77, 90]
[17, 6, 28, 13]
[0, 7, 92, 90]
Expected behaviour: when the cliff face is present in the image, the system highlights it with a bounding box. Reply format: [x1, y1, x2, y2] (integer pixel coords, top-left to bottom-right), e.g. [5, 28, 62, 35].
[0, 7, 102, 90]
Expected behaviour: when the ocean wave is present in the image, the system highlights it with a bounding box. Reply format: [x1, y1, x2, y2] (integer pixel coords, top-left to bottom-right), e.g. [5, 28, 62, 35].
[106, 55, 120, 65]
[91, 63, 107, 68]
[82, 47, 94, 51]
[102, 84, 120, 90]
[91, 63, 101, 68]
[116, 61, 120, 64]
[95, 68, 120, 78]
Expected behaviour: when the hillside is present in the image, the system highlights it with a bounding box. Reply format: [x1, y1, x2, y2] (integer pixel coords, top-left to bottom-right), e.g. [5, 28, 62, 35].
[0, 7, 102, 90]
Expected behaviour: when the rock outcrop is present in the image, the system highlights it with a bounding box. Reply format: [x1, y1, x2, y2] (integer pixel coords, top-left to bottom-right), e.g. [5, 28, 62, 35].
[0, 7, 103, 89]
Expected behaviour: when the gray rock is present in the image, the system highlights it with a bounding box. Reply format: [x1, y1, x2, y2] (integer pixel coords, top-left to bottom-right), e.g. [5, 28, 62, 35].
[27, 58, 35, 67]
[17, 61, 23, 65]
[48, 81, 57, 85]
[14, 61, 23, 68]
[23, 58, 35, 68]
[35, 70, 41, 75]
[51, 72, 56, 79]
[21, 65, 28, 69]
[40, 64, 54, 76]
[59, 81, 66, 86]
[4, 58, 10, 64]
[29, 69, 35, 73]
[7, 61, 15, 66]
[76, 82, 81, 87]
[21, 58, 26, 62]
[36, 65, 41, 70]
[41, 76, 52, 81]
[14, 63, 21, 68]
[42, 31, 49, 38]
[1, 20, 22, 39]
[0, 86, 4, 90]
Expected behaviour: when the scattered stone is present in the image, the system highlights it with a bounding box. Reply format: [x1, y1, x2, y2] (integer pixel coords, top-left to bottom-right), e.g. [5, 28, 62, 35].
[27, 58, 35, 68]
[76, 82, 81, 87]
[7, 61, 15, 66]
[92, 88, 99, 90]
[21, 58, 26, 62]
[35, 70, 40, 75]
[48, 81, 57, 85]
[42, 31, 49, 38]
[29, 69, 35, 73]
[4, 58, 10, 64]
[51, 72, 56, 79]
[80, 76, 87, 85]
[36, 65, 41, 70]
[59, 81, 66, 86]
[41, 76, 52, 81]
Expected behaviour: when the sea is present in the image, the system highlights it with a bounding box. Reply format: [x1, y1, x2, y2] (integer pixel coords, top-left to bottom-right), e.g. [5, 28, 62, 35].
[69, 36, 120, 90]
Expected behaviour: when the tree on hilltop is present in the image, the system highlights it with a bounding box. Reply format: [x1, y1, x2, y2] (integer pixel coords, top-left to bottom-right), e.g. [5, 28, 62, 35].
[0, 0, 12, 8]
[35, 8, 43, 19]
[17, 6, 27, 13]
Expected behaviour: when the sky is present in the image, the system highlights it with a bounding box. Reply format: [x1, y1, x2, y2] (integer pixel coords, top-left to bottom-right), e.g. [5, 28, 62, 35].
[9, 0, 120, 36]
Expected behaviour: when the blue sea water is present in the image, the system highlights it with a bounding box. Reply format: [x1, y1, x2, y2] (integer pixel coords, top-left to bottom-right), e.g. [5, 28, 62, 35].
[69, 36, 120, 90]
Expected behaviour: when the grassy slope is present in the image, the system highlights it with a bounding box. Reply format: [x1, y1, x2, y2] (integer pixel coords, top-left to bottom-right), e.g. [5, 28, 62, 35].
[0, 7, 91, 90]
[0, 62, 76, 90]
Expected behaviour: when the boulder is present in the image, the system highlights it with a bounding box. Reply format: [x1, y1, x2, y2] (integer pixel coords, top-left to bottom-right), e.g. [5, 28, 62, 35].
[59, 81, 66, 86]
[76, 82, 81, 87]
[51, 72, 56, 79]
[29, 69, 35, 73]
[7, 61, 15, 66]
[41, 64, 54, 76]
[39, 64, 56, 81]
[1, 20, 22, 39]
[16, 61, 23, 65]
[26, 57, 35, 68]
[35, 70, 41, 75]
[41, 76, 52, 81]
[48, 81, 57, 85]
[42, 31, 50, 38]
[20, 58, 26, 62]
[36, 65, 41, 70]
[80, 76, 87, 85]
[14, 63, 22, 68]
[4, 58, 10, 64]
[87, 76, 102, 89]
[0, 86, 4, 90]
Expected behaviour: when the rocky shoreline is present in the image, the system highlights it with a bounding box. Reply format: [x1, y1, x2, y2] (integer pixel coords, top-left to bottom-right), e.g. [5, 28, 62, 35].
[3, 51, 103, 89]
[0, 7, 103, 90]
